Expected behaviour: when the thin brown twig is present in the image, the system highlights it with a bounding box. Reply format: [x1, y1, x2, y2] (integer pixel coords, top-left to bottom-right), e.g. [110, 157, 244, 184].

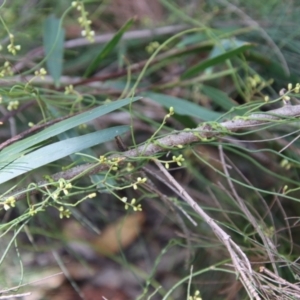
[224, 155, 276, 241]
[272, 194, 294, 257]
[259, 266, 300, 296]
[13, 25, 187, 73]
[153, 158, 261, 300]
[218, 145, 278, 278]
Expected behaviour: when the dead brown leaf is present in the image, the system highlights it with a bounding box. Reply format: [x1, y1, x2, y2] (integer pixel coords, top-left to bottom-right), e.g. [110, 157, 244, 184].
[92, 212, 145, 255]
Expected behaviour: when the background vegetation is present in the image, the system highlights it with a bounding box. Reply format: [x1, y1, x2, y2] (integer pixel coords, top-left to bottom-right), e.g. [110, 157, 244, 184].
[1, 0, 300, 299]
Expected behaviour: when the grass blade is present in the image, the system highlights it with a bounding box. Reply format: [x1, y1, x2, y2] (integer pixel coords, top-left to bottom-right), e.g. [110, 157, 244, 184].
[43, 15, 65, 87]
[181, 43, 253, 79]
[0, 126, 129, 184]
[143, 92, 221, 121]
[84, 18, 134, 77]
[0, 97, 141, 163]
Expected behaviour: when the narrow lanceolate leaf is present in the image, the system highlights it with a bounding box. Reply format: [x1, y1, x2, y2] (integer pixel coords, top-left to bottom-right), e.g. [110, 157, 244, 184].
[0, 126, 129, 184]
[143, 92, 221, 121]
[201, 85, 236, 110]
[181, 43, 253, 79]
[84, 18, 134, 77]
[0, 97, 141, 163]
[43, 15, 65, 87]
[246, 51, 300, 83]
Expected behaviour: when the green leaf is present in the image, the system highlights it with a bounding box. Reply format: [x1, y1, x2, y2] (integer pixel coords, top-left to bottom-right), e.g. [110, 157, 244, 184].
[43, 15, 65, 87]
[0, 97, 141, 163]
[246, 51, 300, 83]
[177, 30, 240, 48]
[47, 105, 114, 189]
[84, 18, 134, 77]
[201, 85, 236, 111]
[143, 92, 221, 121]
[181, 42, 253, 79]
[0, 126, 129, 184]
[177, 33, 208, 48]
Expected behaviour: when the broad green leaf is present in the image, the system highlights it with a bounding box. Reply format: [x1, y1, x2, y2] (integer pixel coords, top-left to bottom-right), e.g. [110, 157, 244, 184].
[143, 92, 221, 121]
[57, 130, 109, 189]
[84, 18, 134, 77]
[201, 85, 236, 110]
[48, 105, 114, 189]
[59, 128, 116, 190]
[181, 43, 253, 79]
[43, 15, 65, 87]
[0, 126, 129, 184]
[0, 97, 141, 163]
[209, 39, 250, 58]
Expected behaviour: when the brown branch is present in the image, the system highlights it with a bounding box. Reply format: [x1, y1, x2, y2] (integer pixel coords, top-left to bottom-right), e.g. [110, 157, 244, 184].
[5, 103, 300, 201]
[13, 25, 187, 73]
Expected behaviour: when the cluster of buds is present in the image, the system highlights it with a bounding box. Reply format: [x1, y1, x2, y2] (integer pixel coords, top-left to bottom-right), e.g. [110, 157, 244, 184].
[246, 75, 262, 88]
[34, 68, 47, 80]
[126, 162, 134, 172]
[0, 61, 13, 77]
[188, 290, 202, 300]
[99, 156, 123, 171]
[7, 100, 19, 111]
[58, 179, 72, 196]
[7, 34, 21, 55]
[145, 41, 160, 54]
[165, 154, 185, 169]
[71, 1, 95, 42]
[132, 177, 147, 190]
[64, 84, 74, 95]
[120, 197, 142, 211]
[166, 106, 174, 118]
[58, 206, 71, 219]
[2, 196, 16, 211]
[51, 179, 73, 200]
[287, 82, 300, 93]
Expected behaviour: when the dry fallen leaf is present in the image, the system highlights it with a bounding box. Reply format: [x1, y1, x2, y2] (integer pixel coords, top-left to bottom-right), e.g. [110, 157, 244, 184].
[92, 212, 145, 255]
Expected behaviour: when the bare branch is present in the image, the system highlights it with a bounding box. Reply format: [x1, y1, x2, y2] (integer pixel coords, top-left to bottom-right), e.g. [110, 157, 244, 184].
[5, 103, 300, 201]
[13, 25, 187, 72]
